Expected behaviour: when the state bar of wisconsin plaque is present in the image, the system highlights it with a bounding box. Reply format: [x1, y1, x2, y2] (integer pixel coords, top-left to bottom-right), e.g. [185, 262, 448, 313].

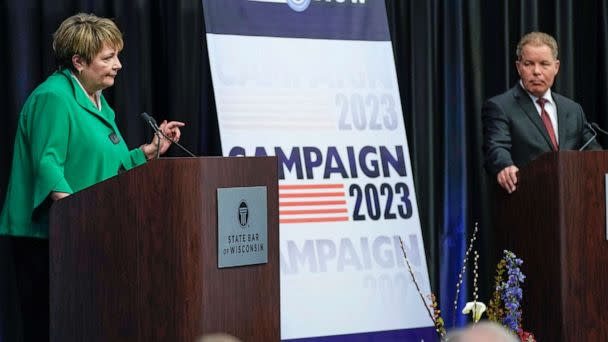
[217, 186, 268, 268]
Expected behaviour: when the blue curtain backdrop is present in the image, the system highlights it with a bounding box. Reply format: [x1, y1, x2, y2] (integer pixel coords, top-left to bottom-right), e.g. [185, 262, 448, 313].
[440, 0, 469, 328]
[3, 0, 608, 340]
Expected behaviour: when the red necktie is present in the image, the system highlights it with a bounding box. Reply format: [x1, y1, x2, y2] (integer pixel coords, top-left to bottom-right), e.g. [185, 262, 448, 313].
[537, 98, 558, 151]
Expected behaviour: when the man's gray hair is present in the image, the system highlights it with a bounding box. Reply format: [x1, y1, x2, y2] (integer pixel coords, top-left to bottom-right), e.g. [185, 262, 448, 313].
[516, 31, 559, 60]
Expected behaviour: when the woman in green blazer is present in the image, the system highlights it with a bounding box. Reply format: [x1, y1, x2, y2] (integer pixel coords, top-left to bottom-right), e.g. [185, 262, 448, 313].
[0, 13, 185, 341]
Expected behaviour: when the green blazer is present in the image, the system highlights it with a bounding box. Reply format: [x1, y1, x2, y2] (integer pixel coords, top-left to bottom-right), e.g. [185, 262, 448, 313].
[0, 69, 147, 238]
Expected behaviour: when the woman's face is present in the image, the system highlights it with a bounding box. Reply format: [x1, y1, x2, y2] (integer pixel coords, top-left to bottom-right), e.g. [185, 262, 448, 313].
[79, 45, 122, 93]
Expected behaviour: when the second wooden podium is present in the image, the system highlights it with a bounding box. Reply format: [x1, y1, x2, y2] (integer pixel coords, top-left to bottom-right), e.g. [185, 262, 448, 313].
[49, 157, 279, 342]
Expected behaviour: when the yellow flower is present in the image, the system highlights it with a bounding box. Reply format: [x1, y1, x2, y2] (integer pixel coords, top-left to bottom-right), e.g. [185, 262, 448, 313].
[462, 301, 487, 322]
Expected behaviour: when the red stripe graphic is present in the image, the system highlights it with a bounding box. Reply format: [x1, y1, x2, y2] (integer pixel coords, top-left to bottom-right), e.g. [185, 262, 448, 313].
[279, 192, 345, 198]
[279, 184, 344, 190]
[279, 183, 349, 224]
[280, 208, 348, 215]
[280, 217, 350, 224]
[279, 200, 347, 206]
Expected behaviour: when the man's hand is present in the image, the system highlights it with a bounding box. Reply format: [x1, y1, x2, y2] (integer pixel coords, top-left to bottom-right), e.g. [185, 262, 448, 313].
[497, 165, 519, 194]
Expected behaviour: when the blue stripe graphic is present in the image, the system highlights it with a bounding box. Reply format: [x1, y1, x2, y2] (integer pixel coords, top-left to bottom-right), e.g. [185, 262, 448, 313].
[283, 327, 438, 342]
[202, 0, 390, 41]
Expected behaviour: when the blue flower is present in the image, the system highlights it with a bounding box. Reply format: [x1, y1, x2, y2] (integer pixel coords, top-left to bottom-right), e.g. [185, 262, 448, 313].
[499, 250, 525, 334]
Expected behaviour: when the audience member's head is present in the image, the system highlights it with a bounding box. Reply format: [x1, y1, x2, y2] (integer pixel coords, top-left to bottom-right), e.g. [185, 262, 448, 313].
[446, 321, 519, 342]
[196, 333, 242, 342]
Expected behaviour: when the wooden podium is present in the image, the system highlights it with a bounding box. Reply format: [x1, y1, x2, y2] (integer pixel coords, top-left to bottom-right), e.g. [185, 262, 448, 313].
[49, 157, 280, 342]
[495, 151, 608, 341]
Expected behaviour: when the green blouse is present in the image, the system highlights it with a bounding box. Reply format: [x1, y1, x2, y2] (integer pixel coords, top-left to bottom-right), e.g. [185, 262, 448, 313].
[0, 69, 147, 238]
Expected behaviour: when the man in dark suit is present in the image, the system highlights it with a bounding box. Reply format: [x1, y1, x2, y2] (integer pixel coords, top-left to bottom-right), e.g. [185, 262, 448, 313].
[483, 32, 601, 193]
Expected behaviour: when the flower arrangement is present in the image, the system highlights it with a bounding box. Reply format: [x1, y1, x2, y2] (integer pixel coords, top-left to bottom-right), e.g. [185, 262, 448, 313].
[486, 258, 506, 321]
[451, 223, 479, 326]
[399, 239, 447, 339]
[399, 225, 536, 342]
[487, 250, 536, 342]
[428, 293, 447, 338]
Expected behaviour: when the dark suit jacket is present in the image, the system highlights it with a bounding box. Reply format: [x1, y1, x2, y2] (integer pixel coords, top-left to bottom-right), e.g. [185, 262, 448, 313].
[482, 83, 602, 177]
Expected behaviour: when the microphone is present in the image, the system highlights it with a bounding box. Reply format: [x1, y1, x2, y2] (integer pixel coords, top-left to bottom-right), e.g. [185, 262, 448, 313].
[591, 122, 608, 136]
[141, 112, 158, 127]
[579, 122, 597, 151]
[140, 112, 161, 159]
[139, 112, 197, 158]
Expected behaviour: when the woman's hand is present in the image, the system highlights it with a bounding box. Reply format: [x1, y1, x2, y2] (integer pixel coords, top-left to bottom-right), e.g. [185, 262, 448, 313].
[141, 120, 185, 160]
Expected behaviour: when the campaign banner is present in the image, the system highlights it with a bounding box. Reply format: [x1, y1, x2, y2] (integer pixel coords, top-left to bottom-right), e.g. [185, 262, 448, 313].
[202, 0, 435, 340]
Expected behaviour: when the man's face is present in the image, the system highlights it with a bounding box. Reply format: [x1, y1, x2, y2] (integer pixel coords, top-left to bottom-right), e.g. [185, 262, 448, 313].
[516, 44, 560, 97]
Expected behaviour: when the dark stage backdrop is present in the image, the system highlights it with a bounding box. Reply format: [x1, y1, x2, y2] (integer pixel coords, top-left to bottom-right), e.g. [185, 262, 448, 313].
[1, 0, 608, 340]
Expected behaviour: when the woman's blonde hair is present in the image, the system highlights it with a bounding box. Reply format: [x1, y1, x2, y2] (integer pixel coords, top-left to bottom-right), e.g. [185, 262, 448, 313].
[53, 13, 123, 70]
